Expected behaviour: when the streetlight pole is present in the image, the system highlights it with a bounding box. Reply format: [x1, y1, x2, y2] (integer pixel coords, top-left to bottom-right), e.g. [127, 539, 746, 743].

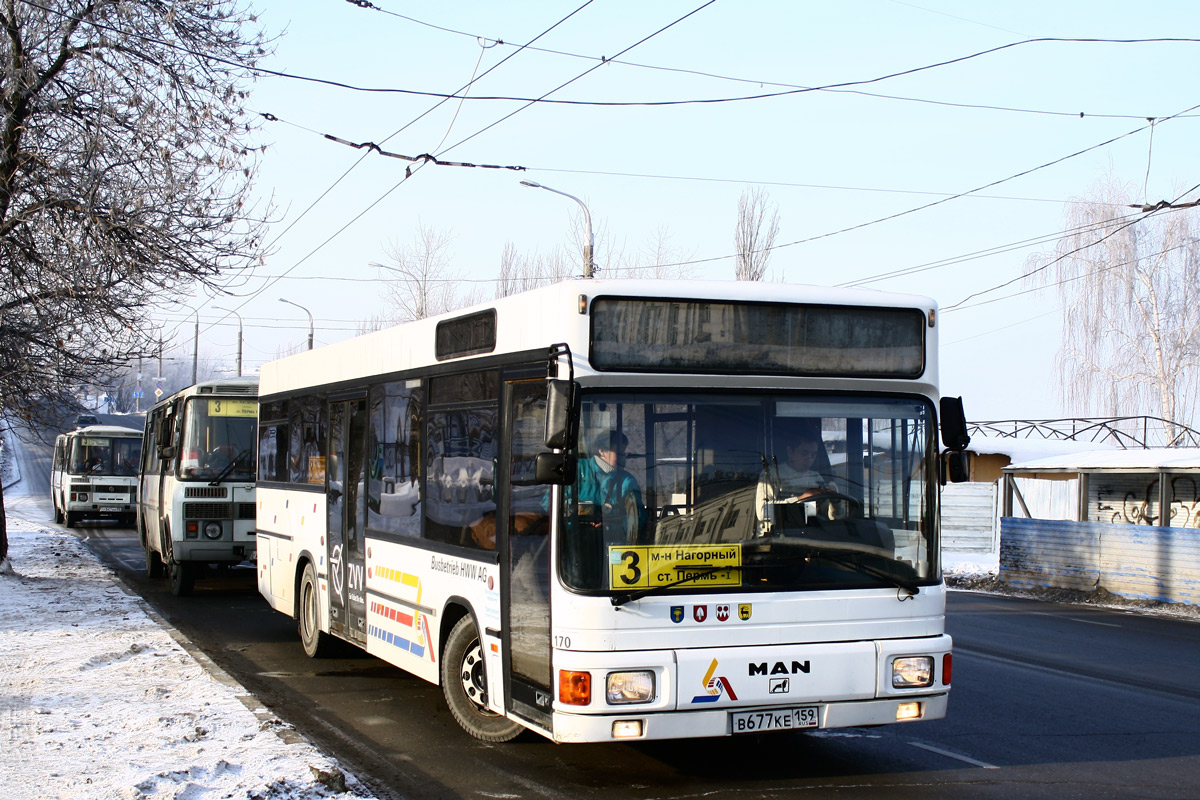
[212, 306, 243, 377]
[278, 298, 314, 350]
[520, 180, 594, 278]
[192, 310, 199, 384]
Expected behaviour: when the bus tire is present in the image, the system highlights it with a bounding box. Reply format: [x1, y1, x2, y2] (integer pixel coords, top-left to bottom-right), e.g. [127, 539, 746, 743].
[299, 562, 334, 658]
[168, 561, 194, 596]
[441, 616, 522, 742]
[64, 511, 78, 528]
[53, 499, 63, 524]
[143, 525, 164, 579]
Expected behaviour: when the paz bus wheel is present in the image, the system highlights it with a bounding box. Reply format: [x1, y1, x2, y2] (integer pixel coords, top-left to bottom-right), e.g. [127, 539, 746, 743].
[299, 562, 334, 658]
[53, 499, 63, 524]
[441, 616, 523, 742]
[143, 533, 164, 579]
[167, 560, 194, 596]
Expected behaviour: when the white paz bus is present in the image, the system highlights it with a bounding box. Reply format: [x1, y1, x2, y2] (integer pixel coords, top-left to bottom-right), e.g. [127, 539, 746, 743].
[255, 280, 970, 743]
[138, 378, 259, 595]
[51, 424, 143, 527]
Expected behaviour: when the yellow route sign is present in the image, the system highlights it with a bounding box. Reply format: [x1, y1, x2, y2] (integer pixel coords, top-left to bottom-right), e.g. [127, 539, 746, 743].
[207, 399, 256, 418]
[609, 544, 742, 591]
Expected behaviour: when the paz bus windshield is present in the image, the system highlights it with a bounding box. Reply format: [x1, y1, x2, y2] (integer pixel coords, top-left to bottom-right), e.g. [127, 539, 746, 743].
[178, 396, 258, 481]
[558, 391, 938, 596]
[68, 435, 142, 476]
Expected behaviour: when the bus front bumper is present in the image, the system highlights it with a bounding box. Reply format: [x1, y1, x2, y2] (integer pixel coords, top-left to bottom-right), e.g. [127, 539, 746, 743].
[550, 692, 949, 743]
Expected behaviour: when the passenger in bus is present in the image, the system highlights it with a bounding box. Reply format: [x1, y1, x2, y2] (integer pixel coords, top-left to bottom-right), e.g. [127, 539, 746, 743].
[574, 431, 647, 544]
[756, 423, 838, 534]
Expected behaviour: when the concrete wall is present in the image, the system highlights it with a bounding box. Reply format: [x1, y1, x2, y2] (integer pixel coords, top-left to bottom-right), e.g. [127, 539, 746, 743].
[1000, 517, 1200, 606]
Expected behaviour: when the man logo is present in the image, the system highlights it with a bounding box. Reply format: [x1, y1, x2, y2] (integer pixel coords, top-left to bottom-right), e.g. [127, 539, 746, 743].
[769, 678, 790, 694]
[738, 603, 752, 620]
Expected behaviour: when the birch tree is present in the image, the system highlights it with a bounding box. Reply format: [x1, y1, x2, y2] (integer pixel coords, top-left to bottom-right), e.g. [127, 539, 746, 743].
[734, 186, 780, 281]
[1027, 177, 1200, 443]
[0, 1, 271, 559]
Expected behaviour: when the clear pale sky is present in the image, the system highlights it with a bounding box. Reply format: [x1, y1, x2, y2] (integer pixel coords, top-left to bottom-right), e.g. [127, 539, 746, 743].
[159, 0, 1200, 422]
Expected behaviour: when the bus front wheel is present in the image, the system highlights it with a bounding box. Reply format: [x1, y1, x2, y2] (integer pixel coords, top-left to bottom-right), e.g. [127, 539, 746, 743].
[168, 560, 195, 596]
[441, 616, 522, 742]
[299, 563, 334, 658]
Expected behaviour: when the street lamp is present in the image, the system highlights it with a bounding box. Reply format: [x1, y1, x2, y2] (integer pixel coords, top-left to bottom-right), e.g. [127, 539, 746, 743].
[278, 297, 314, 350]
[520, 180, 594, 278]
[212, 306, 243, 377]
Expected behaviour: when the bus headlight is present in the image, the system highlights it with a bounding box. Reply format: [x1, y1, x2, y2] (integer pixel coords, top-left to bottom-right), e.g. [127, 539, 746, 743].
[203, 522, 223, 539]
[892, 656, 934, 688]
[606, 671, 655, 705]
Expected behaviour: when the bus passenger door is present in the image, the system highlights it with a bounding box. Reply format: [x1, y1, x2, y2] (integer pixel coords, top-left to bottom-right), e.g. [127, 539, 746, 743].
[501, 379, 554, 728]
[327, 397, 368, 645]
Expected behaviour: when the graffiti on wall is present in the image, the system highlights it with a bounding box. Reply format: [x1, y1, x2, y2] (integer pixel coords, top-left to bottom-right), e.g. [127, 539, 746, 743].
[1095, 476, 1200, 527]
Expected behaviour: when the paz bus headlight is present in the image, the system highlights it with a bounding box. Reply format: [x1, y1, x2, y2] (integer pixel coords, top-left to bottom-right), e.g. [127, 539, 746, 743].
[891, 656, 934, 688]
[203, 522, 223, 539]
[606, 671, 655, 704]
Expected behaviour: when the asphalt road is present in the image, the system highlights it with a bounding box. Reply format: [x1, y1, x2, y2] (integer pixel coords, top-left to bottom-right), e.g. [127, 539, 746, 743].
[9, 430, 1200, 799]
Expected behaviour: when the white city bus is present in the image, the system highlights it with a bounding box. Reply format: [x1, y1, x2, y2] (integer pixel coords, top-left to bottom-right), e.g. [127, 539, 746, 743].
[255, 280, 970, 743]
[51, 424, 143, 528]
[138, 378, 259, 596]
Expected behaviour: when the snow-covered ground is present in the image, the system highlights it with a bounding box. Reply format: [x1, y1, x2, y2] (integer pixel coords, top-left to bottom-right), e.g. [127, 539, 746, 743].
[0, 427, 379, 800]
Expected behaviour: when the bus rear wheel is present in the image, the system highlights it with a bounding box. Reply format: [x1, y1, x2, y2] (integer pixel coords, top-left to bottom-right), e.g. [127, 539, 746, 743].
[441, 616, 522, 742]
[299, 562, 334, 658]
[143, 526, 164, 579]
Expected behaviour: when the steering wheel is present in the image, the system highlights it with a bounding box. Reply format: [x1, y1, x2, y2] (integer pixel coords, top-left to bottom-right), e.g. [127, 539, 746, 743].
[796, 489, 862, 520]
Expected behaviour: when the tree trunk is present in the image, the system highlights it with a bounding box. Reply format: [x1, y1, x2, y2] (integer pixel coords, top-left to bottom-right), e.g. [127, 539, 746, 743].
[0, 480, 8, 564]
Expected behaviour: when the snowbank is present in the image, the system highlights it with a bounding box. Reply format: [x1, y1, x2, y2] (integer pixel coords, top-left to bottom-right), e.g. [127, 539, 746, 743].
[0, 514, 378, 800]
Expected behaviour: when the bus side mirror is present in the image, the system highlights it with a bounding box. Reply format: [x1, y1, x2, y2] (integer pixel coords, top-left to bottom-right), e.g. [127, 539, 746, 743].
[939, 396, 970, 451]
[943, 451, 970, 483]
[544, 380, 578, 450]
[158, 444, 176, 461]
[534, 452, 576, 485]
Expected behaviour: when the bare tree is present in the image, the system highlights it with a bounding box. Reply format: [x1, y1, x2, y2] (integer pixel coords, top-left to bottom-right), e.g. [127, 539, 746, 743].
[496, 240, 572, 297]
[734, 186, 781, 281]
[374, 224, 480, 322]
[0, 1, 271, 559]
[632, 225, 696, 279]
[1026, 176, 1200, 443]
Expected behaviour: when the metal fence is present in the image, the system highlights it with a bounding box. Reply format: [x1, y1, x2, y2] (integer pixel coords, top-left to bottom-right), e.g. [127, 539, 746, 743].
[1000, 517, 1200, 606]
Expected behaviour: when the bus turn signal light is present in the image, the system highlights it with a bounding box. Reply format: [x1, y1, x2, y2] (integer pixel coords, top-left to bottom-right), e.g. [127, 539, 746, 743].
[559, 670, 591, 706]
[943, 653, 952, 686]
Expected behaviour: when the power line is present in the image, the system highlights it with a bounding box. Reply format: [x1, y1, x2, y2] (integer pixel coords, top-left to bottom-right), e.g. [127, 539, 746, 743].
[168, 1, 600, 342]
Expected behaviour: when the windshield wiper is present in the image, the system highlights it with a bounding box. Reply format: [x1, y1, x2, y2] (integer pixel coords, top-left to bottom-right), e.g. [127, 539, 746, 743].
[209, 448, 251, 487]
[812, 550, 920, 596]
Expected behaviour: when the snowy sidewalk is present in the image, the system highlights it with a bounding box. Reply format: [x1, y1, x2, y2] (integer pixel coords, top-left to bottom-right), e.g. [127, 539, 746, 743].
[0, 513, 380, 800]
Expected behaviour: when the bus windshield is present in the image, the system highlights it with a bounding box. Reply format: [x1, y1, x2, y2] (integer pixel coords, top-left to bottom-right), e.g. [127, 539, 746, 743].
[179, 396, 258, 481]
[558, 391, 938, 596]
[68, 435, 142, 476]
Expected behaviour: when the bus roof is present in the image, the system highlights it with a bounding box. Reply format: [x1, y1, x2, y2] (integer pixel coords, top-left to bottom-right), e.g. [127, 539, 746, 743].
[148, 377, 260, 413]
[260, 279, 938, 398]
[66, 425, 143, 438]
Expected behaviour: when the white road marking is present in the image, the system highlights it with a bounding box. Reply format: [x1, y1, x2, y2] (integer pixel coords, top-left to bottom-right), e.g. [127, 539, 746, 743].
[907, 743, 1003, 767]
